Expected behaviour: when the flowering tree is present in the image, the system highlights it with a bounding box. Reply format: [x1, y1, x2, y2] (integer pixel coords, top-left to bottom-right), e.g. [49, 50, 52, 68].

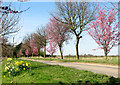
[30, 39, 38, 56]
[86, 5, 120, 59]
[30, 39, 36, 49]
[32, 48, 38, 56]
[32, 27, 47, 57]
[25, 49, 29, 57]
[46, 17, 70, 59]
[46, 41, 57, 57]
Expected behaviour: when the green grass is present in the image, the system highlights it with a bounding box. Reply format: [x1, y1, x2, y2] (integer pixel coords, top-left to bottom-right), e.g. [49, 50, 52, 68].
[29, 57, 118, 65]
[2, 59, 120, 84]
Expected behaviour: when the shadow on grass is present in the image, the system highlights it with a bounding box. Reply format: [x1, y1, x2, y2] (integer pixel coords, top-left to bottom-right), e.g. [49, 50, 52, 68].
[2, 77, 120, 85]
[56, 77, 120, 85]
[31, 64, 54, 70]
[75, 76, 120, 85]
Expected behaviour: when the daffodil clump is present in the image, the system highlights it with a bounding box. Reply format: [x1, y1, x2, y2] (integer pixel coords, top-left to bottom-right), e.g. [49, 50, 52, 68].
[5, 58, 19, 76]
[4, 58, 31, 83]
[16, 61, 31, 71]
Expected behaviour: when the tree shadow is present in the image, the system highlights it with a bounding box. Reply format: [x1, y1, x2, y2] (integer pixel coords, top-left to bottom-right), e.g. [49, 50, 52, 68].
[56, 77, 120, 85]
[76, 76, 120, 85]
[31, 64, 55, 70]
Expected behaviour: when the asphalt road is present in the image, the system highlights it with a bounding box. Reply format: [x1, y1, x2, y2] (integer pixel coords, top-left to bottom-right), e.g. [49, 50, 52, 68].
[20, 58, 119, 78]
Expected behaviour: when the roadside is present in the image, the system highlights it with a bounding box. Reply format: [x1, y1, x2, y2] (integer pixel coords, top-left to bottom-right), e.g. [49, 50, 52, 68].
[20, 58, 119, 78]
[29, 57, 118, 66]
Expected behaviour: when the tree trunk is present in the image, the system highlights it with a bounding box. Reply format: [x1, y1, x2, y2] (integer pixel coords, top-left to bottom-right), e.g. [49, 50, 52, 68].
[59, 46, 63, 59]
[39, 51, 41, 57]
[44, 48, 46, 58]
[38, 48, 40, 57]
[76, 37, 80, 60]
[32, 53, 33, 57]
[104, 49, 108, 60]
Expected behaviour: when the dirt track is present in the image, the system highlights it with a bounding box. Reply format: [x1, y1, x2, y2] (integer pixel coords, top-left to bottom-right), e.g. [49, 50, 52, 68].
[20, 58, 119, 78]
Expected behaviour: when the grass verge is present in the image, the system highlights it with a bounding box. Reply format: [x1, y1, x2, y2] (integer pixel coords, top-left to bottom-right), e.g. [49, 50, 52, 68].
[2, 58, 120, 84]
[29, 57, 118, 65]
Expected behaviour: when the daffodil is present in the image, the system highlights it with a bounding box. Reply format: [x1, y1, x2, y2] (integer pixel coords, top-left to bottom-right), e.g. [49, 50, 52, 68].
[7, 58, 12, 61]
[3, 75, 5, 78]
[10, 81, 13, 83]
[8, 72, 10, 74]
[16, 68, 18, 71]
[5, 67, 9, 71]
[15, 61, 19, 66]
[23, 68, 25, 70]
[23, 64, 25, 66]
[19, 61, 24, 65]
[26, 63, 28, 66]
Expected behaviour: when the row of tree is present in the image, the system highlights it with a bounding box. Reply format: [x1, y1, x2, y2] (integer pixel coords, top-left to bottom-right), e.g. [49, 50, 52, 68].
[19, 17, 70, 59]
[50, 2, 119, 59]
[1, 2, 119, 60]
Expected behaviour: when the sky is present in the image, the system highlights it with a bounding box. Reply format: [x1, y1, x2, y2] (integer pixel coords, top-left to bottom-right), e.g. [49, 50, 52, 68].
[2, 1, 119, 56]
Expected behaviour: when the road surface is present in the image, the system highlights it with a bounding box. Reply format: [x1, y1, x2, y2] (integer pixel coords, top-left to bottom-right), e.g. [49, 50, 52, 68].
[20, 58, 119, 78]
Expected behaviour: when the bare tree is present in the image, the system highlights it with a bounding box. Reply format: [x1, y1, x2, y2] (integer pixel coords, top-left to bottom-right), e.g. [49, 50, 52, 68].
[1, 37, 13, 57]
[22, 34, 32, 52]
[0, 12, 20, 37]
[0, 2, 21, 38]
[0, 1, 30, 37]
[33, 26, 47, 57]
[51, 2, 97, 59]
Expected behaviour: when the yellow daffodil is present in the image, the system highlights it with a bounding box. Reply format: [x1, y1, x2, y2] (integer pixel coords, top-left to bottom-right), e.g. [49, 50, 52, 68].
[7, 58, 12, 61]
[8, 72, 10, 74]
[16, 68, 18, 71]
[5, 67, 9, 71]
[10, 69, 12, 71]
[10, 81, 13, 83]
[23, 64, 25, 66]
[19, 61, 24, 65]
[23, 68, 25, 70]
[15, 61, 19, 66]
[26, 63, 28, 66]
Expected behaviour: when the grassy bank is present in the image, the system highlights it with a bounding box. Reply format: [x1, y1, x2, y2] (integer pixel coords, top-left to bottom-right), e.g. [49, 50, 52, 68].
[2, 59, 120, 84]
[29, 56, 118, 65]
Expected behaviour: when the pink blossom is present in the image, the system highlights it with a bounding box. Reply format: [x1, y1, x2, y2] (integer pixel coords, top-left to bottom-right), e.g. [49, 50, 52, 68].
[32, 48, 38, 55]
[46, 41, 57, 55]
[25, 49, 29, 56]
[87, 5, 119, 56]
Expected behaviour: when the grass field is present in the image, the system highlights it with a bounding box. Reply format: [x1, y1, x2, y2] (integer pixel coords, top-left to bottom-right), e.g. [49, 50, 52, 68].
[29, 56, 119, 65]
[2, 59, 120, 84]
